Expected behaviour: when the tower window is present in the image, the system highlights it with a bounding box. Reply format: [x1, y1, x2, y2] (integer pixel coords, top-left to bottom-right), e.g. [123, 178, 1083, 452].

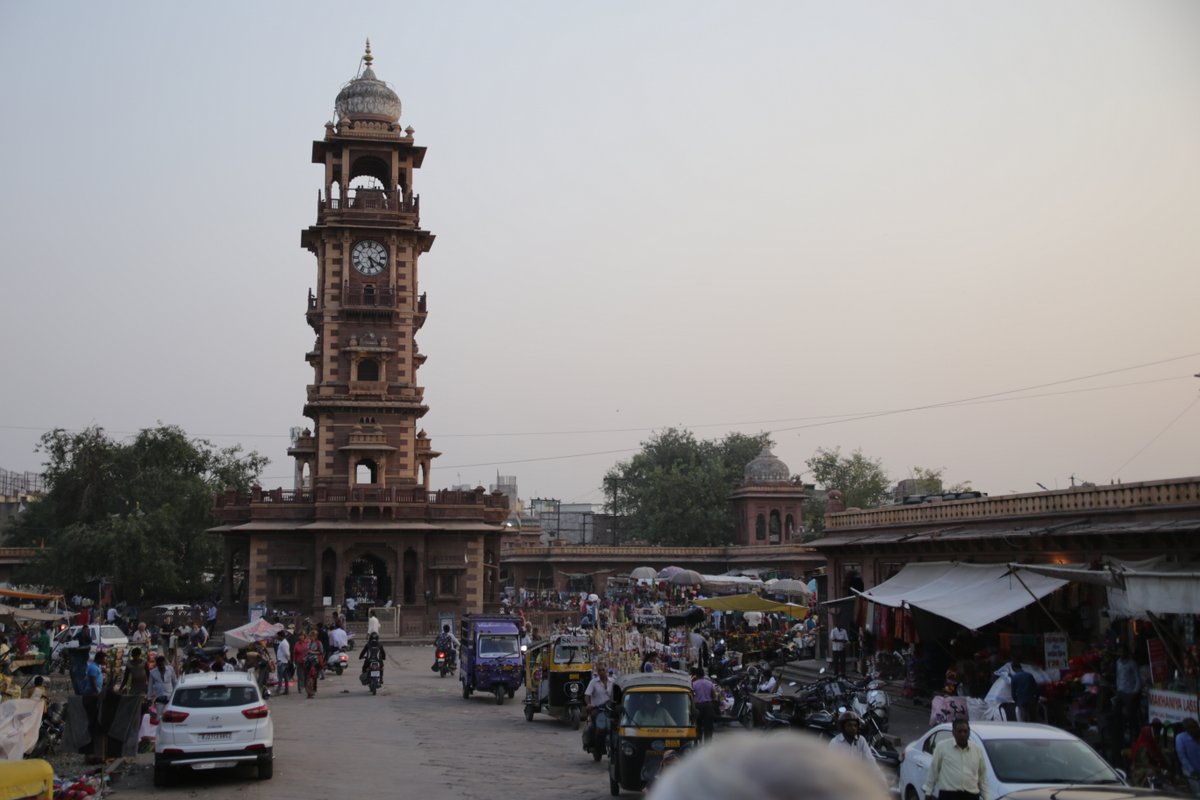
[769, 510, 782, 544]
[755, 514, 766, 541]
[355, 459, 378, 485]
[357, 359, 380, 381]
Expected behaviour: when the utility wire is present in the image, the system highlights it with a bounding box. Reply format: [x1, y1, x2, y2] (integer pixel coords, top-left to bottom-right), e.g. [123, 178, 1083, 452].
[1107, 395, 1200, 481]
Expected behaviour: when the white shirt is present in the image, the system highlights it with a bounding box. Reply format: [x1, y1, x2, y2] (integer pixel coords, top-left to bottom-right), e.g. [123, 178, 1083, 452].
[758, 675, 778, 693]
[829, 733, 886, 782]
[830, 626, 849, 652]
[328, 627, 349, 649]
[743, 611, 763, 629]
[106, 608, 117, 623]
[276, 639, 291, 665]
[584, 676, 613, 707]
[367, 616, 380, 636]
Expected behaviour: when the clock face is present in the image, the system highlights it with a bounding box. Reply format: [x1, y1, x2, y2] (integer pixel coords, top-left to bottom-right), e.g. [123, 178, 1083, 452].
[352, 240, 387, 276]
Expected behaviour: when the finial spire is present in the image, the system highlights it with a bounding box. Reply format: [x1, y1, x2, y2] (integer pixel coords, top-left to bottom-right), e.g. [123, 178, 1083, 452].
[363, 38, 373, 69]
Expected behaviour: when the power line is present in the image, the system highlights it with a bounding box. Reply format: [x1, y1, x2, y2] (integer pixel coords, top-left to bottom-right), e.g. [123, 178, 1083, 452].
[1107, 395, 1200, 481]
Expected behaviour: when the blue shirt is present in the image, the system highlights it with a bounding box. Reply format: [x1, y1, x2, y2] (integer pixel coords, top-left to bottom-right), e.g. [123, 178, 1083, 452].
[1010, 669, 1038, 705]
[85, 662, 104, 695]
[1177, 730, 1200, 777]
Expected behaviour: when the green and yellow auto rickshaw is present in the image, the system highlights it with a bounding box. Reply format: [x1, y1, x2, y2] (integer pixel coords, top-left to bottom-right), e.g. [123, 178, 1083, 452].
[607, 672, 698, 796]
[523, 633, 591, 729]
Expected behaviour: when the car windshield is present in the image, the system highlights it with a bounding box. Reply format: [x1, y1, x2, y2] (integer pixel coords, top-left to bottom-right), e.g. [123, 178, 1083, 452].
[478, 635, 519, 658]
[982, 738, 1121, 784]
[553, 644, 590, 664]
[99, 626, 124, 640]
[621, 692, 694, 727]
[172, 686, 260, 708]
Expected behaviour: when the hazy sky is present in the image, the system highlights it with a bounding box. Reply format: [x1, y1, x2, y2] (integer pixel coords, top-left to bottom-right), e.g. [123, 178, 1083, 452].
[2, 2, 1198, 505]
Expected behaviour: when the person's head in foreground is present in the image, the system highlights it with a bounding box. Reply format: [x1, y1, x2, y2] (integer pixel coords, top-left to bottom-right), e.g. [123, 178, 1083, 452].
[647, 732, 890, 800]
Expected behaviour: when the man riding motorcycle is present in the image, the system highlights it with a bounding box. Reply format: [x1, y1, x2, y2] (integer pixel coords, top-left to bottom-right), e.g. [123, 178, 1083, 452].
[433, 624, 459, 671]
[359, 632, 387, 684]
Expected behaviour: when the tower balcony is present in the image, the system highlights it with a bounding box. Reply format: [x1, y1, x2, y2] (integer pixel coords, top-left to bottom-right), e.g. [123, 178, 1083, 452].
[213, 485, 511, 524]
[316, 189, 420, 226]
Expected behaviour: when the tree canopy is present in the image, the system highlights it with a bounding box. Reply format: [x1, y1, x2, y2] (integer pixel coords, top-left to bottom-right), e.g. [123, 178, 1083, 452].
[3, 425, 266, 602]
[803, 446, 891, 536]
[603, 428, 770, 547]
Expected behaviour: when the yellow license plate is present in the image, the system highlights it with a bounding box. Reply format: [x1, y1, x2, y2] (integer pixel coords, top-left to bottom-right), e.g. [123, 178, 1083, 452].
[664, 739, 680, 747]
[502, 665, 513, 670]
[569, 674, 580, 680]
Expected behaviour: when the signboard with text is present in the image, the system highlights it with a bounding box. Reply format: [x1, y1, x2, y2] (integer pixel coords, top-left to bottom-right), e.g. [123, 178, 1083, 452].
[1043, 632, 1069, 670]
[1147, 688, 1199, 725]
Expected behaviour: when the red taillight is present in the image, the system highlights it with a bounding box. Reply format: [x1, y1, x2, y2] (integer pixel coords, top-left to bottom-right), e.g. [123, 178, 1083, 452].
[244, 743, 267, 750]
[437, 651, 446, 658]
[241, 705, 269, 720]
[162, 710, 189, 723]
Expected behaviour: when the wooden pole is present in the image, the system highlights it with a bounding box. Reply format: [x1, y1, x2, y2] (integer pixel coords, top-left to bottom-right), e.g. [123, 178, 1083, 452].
[1011, 569, 1070, 638]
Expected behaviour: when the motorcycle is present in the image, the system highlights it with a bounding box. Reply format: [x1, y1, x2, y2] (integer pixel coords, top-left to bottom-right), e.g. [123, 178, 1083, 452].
[434, 648, 455, 678]
[29, 703, 64, 758]
[583, 702, 612, 762]
[326, 647, 349, 676]
[361, 656, 383, 695]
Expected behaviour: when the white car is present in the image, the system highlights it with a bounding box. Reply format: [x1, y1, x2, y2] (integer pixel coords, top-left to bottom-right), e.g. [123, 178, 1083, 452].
[154, 671, 274, 786]
[50, 625, 130, 661]
[899, 721, 1125, 800]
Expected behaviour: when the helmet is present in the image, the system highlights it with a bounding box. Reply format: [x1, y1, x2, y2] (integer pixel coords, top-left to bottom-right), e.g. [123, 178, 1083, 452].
[838, 710, 861, 727]
[368, 632, 379, 642]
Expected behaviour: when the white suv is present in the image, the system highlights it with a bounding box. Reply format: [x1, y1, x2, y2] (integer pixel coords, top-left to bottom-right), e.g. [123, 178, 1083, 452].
[154, 671, 274, 786]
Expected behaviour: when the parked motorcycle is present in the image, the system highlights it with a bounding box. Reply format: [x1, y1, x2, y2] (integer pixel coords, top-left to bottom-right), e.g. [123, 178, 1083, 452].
[29, 703, 64, 758]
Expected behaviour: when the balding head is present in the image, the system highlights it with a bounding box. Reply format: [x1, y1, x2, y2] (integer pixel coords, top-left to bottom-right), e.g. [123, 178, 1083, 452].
[647, 733, 889, 800]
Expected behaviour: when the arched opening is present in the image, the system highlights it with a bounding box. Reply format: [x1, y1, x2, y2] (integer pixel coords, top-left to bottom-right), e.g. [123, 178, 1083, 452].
[403, 548, 418, 605]
[345, 552, 391, 606]
[785, 513, 795, 540]
[362, 285, 376, 306]
[348, 169, 389, 209]
[321, 548, 336, 599]
[769, 510, 782, 544]
[357, 359, 380, 381]
[355, 459, 378, 485]
[755, 514, 766, 541]
[301, 462, 311, 490]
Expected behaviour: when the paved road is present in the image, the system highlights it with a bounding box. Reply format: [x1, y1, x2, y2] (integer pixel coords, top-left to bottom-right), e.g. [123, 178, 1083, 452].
[113, 647, 922, 798]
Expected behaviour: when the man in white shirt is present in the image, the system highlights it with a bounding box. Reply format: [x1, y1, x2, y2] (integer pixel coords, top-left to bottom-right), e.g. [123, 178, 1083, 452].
[829, 619, 850, 677]
[829, 711, 886, 785]
[367, 610, 381, 637]
[923, 718, 989, 800]
[275, 631, 292, 696]
[328, 624, 349, 650]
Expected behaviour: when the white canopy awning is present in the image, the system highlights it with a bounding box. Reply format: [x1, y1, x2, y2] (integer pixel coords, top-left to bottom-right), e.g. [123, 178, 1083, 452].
[1011, 558, 1200, 619]
[855, 562, 1067, 630]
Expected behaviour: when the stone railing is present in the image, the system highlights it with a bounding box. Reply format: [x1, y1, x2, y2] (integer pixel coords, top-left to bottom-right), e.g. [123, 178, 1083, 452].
[826, 476, 1200, 530]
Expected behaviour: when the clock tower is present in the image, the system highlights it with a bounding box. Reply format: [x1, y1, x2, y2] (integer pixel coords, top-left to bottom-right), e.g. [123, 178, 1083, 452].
[297, 41, 438, 495]
[215, 44, 508, 632]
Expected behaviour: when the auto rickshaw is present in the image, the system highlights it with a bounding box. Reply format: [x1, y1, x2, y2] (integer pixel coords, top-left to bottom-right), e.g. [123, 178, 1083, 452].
[522, 633, 591, 729]
[607, 672, 698, 796]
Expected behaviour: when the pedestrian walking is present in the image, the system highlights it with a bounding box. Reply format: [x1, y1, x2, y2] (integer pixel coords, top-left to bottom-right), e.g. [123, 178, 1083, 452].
[690, 668, 716, 743]
[922, 717, 989, 800]
[275, 630, 292, 695]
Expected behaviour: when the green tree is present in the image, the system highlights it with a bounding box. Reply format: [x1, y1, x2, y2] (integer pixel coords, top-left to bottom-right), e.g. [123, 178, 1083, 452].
[603, 428, 770, 546]
[4, 425, 267, 601]
[804, 447, 891, 535]
[907, 466, 973, 496]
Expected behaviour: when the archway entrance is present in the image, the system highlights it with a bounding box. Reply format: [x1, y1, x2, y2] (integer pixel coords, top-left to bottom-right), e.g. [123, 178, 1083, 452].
[345, 552, 392, 605]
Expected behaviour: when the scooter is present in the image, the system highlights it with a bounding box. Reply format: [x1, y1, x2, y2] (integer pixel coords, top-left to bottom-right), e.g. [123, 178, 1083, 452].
[326, 647, 349, 676]
[583, 703, 612, 762]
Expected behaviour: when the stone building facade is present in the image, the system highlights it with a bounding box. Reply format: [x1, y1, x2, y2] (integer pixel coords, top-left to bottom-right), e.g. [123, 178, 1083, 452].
[213, 45, 507, 634]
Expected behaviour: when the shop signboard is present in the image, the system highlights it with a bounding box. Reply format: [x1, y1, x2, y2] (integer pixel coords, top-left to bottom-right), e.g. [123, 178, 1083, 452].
[1147, 639, 1169, 684]
[634, 610, 665, 628]
[1043, 632, 1068, 670]
[1146, 688, 1199, 725]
